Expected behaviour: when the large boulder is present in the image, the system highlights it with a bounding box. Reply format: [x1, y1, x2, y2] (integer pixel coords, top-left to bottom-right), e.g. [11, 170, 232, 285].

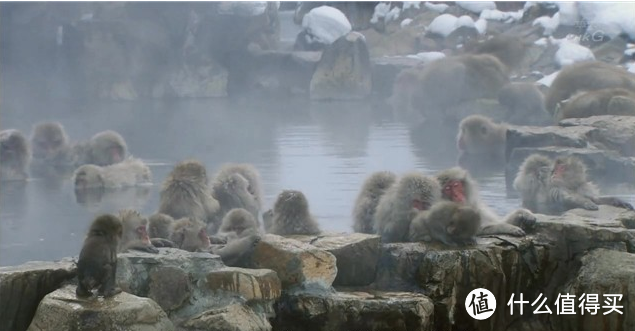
[309, 31, 372, 100]
[182, 304, 271, 331]
[295, 5, 352, 51]
[559, 116, 635, 157]
[27, 285, 174, 331]
[272, 291, 435, 331]
[250, 234, 338, 290]
[0, 259, 76, 331]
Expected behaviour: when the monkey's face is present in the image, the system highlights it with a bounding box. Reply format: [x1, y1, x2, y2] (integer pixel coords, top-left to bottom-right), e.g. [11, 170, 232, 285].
[198, 227, 211, 248]
[32, 130, 65, 159]
[94, 141, 125, 166]
[442, 179, 466, 204]
[74, 166, 104, 190]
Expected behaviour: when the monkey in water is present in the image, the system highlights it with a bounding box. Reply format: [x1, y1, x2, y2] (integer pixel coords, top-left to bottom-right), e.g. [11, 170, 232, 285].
[456, 115, 507, 159]
[468, 34, 529, 71]
[554, 88, 635, 121]
[83, 130, 128, 166]
[409, 201, 481, 246]
[159, 159, 221, 233]
[76, 214, 123, 298]
[0, 129, 30, 181]
[211, 163, 263, 223]
[117, 209, 159, 253]
[545, 61, 635, 114]
[72, 158, 152, 191]
[170, 217, 261, 267]
[352, 171, 398, 234]
[514, 154, 633, 214]
[436, 167, 536, 236]
[266, 190, 321, 236]
[374, 173, 442, 243]
[497, 82, 550, 125]
[29, 121, 74, 177]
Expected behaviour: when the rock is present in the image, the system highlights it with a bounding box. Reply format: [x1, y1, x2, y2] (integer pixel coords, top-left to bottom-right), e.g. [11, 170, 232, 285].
[371, 56, 426, 97]
[27, 285, 174, 331]
[505, 125, 594, 159]
[168, 60, 229, 98]
[272, 291, 435, 331]
[309, 31, 371, 100]
[294, 2, 376, 31]
[183, 304, 271, 331]
[250, 234, 338, 290]
[296, 232, 381, 287]
[206, 267, 281, 301]
[0, 259, 76, 331]
[505, 146, 635, 194]
[296, 5, 352, 51]
[558, 249, 635, 331]
[559, 116, 635, 157]
[117, 248, 279, 325]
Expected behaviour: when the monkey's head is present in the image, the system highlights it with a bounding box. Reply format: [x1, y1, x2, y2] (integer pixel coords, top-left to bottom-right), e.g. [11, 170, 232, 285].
[274, 190, 309, 214]
[448, 206, 481, 242]
[436, 167, 476, 205]
[89, 130, 127, 166]
[171, 218, 210, 251]
[73, 164, 105, 190]
[364, 171, 397, 195]
[552, 156, 588, 187]
[398, 173, 442, 211]
[30, 122, 68, 159]
[88, 214, 123, 239]
[119, 209, 151, 244]
[514, 154, 553, 191]
[220, 208, 257, 236]
[0, 130, 30, 167]
[170, 159, 208, 183]
[457, 115, 506, 154]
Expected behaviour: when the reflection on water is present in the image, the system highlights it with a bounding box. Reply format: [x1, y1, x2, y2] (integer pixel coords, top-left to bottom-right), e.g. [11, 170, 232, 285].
[3, 98, 523, 266]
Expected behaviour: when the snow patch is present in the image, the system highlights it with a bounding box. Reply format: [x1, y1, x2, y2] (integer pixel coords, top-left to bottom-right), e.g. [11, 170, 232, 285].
[556, 2, 580, 26]
[408, 51, 446, 63]
[533, 13, 560, 36]
[424, 2, 448, 13]
[457, 1, 496, 14]
[580, 3, 635, 40]
[551, 36, 595, 67]
[428, 14, 459, 37]
[534, 38, 548, 46]
[626, 62, 635, 74]
[218, 2, 268, 16]
[403, 2, 421, 10]
[302, 6, 352, 45]
[537, 71, 560, 87]
[480, 9, 523, 22]
[401, 18, 413, 28]
[371, 3, 401, 24]
[474, 18, 487, 34]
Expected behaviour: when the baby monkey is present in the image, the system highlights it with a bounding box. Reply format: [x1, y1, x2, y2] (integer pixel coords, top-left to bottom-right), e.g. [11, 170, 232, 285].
[409, 201, 481, 246]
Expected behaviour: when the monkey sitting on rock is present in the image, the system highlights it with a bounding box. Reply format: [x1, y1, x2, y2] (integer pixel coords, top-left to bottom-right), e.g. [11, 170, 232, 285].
[409, 201, 481, 246]
[264, 190, 321, 236]
[352, 171, 397, 234]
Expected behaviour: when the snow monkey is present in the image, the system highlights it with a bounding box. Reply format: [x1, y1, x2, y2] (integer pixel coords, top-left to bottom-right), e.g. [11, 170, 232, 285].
[497, 82, 549, 125]
[266, 190, 321, 236]
[374, 172, 441, 243]
[117, 209, 159, 253]
[409, 201, 481, 246]
[468, 34, 529, 71]
[211, 163, 263, 224]
[0, 129, 30, 181]
[72, 158, 152, 190]
[147, 213, 176, 248]
[436, 167, 536, 236]
[545, 61, 635, 114]
[218, 208, 260, 239]
[85, 130, 128, 166]
[514, 154, 633, 214]
[76, 214, 123, 298]
[352, 171, 398, 234]
[554, 88, 635, 121]
[29, 121, 73, 177]
[158, 159, 221, 233]
[456, 115, 507, 159]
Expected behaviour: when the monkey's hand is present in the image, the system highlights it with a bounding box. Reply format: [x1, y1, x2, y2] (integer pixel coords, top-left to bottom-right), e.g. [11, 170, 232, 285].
[595, 197, 634, 210]
[506, 209, 537, 232]
[150, 238, 175, 248]
[582, 200, 599, 211]
[480, 223, 526, 237]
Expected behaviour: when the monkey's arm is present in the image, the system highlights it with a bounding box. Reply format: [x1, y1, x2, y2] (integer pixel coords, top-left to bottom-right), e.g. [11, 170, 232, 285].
[211, 235, 261, 267]
[150, 238, 175, 248]
[550, 187, 598, 211]
[479, 223, 525, 236]
[592, 196, 634, 210]
[504, 209, 537, 232]
[121, 240, 159, 253]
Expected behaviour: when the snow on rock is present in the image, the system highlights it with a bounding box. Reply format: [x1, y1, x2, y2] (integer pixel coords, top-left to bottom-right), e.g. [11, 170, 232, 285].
[403, 2, 421, 10]
[626, 62, 635, 74]
[556, 2, 580, 26]
[533, 13, 560, 36]
[424, 2, 448, 13]
[407, 51, 446, 63]
[625, 48, 635, 57]
[428, 14, 459, 37]
[474, 18, 487, 34]
[302, 6, 352, 45]
[401, 18, 413, 28]
[552, 36, 595, 67]
[537, 70, 560, 87]
[579, 3, 635, 40]
[456, 15, 476, 29]
[457, 2, 496, 14]
[480, 9, 523, 22]
[218, 2, 268, 16]
[534, 38, 549, 46]
[371, 3, 401, 24]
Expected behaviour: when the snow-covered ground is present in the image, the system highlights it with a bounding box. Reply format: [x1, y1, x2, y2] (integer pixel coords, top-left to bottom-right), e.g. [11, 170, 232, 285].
[302, 6, 352, 45]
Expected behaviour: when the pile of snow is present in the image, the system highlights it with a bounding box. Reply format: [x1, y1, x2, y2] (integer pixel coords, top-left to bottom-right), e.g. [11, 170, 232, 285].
[401, 18, 413, 28]
[534, 38, 549, 46]
[403, 2, 421, 10]
[428, 14, 487, 37]
[551, 36, 595, 67]
[302, 6, 352, 45]
[556, 2, 580, 26]
[480, 9, 523, 23]
[371, 3, 401, 24]
[626, 62, 635, 74]
[579, 3, 635, 40]
[537, 70, 560, 87]
[533, 13, 560, 36]
[457, 1, 496, 14]
[218, 2, 268, 16]
[424, 2, 448, 13]
[406, 51, 446, 63]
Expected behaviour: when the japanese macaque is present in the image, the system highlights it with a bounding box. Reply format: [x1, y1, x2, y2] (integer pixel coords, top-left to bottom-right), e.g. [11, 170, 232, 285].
[266, 190, 321, 236]
[218, 208, 260, 239]
[390, 66, 427, 123]
[393, 54, 510, 122]
[211, 164, 263, 223]
[158, 160, 221, 233]
[497, 82, 550, 125]
[76, 214, 123, 298]
[436, 167, 535, 236]
[171, 217, 261, 267]
[72, 158, 152, 190]
[469, 34, 529, 71]
[545, 61, 635, 114]
[29, 121, 73, 177]
[352, 171, 398, 234]
[408, 201, 481, 246]
[85, 130, 128, 166]
[148, 213, 176, 248]
[117, 209, 159, 253]
[456, 115, 507, 159]
[0, 129, 30, 181]
[554, 88, 635, 121]
[374, 173, 441, 243]
[514, 154, 634, 214]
